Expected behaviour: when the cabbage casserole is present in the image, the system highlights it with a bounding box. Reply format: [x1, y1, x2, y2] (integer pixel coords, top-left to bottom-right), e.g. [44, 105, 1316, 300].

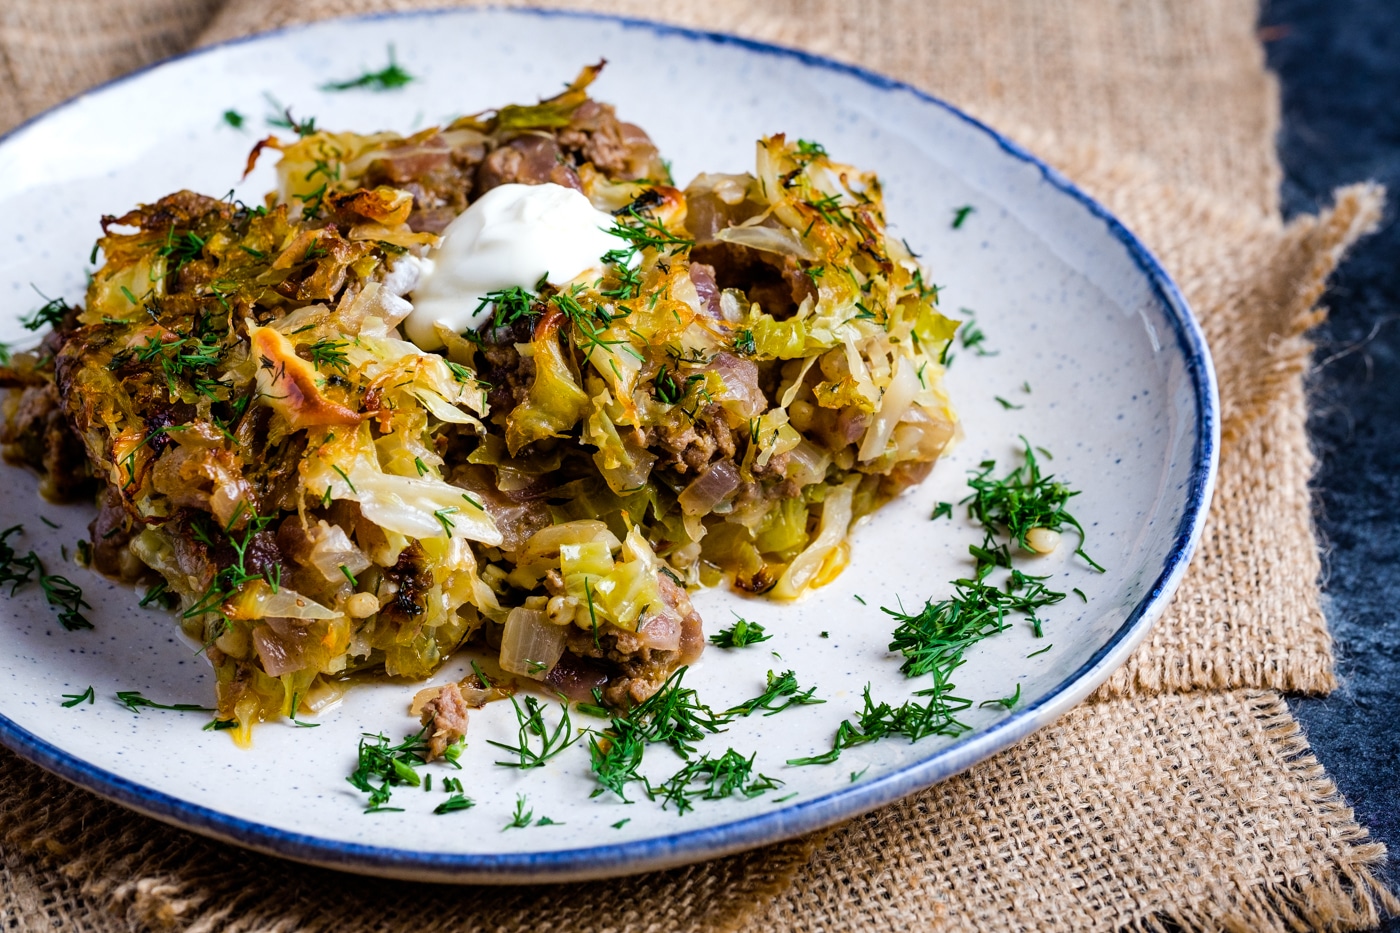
[0, 66, 959, 745]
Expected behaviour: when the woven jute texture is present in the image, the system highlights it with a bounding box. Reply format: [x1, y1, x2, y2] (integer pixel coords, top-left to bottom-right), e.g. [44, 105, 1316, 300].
[0, 1, 1395, 931]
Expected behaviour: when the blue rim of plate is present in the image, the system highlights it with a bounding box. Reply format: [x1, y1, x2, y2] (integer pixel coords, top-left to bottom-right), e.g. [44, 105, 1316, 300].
[0, 6, 1219, 883]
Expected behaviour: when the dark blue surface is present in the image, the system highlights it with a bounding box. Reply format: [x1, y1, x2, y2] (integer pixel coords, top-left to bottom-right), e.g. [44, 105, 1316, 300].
[1264, 0, 1400, 920]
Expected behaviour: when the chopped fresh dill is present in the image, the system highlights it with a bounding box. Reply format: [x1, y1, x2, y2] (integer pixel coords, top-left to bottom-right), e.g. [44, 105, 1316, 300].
[60, 686, 95, 708]
[487, 695, 580, 769]
[958, 311, 996, 357]
[962, 438, 1103, 571]
[611, 818, 631, 829]
[709, 616, 771, 648]
[979, 683, 1022, 710]
[503, 794, 556, 830]
[322, 45, 415, 92]
[346, 728, 430, 813]
[434, 793, 475, 815]
[585, 666, 728, 802]
[222, 109, 245, 129]
[1027, 644, 1053, 658]
[653, 748, 783, 815]
[994, 396, 1024, 410]
[951, 205, 975, 229]
[787, 680, 972, 766]
[308, 339, 350, 374]
[115, 691, 212, 714]
[850, 765, 870, 782]
[724, 670, 824, 718]
[931, 501, 954, 521]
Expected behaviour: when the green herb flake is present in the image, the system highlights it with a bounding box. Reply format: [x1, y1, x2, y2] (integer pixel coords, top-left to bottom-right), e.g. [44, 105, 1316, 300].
[347, 728, 431, 813]
[434, 793, 476, 815]
[60, 686, 95, 708]
[222, 109, 245, 129]
[725, 670, 824, 718]
[115, 691, 212, 714]
[322, 45, 416, 92]
[487, 695, 580, 769]
[709, 616, 771, 649]
[979, 683, 1022, 710]
[951, 205, 975, 229]
[653, 748, 783, 815]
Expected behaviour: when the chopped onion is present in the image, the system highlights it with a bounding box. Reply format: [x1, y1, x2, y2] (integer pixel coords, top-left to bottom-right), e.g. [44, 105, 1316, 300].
[636, 605, 681, 651]
[786, 439, 832, 486]
[227, 580, 340, 621]
[678, 460, 741, 516]
[306, 520, 371, 584]
[499, 607, 566, 680]
[705, 352, 765, 419]
[252, 619, 318, 677]
[859, 357, 920, 462]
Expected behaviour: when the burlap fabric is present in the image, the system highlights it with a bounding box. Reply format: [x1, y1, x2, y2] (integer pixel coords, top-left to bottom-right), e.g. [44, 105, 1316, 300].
[0, 1, 1394, 930]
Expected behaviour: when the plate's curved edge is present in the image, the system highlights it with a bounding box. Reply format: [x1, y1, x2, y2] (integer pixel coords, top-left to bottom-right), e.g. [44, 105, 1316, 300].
[0, 6, 1220, 884]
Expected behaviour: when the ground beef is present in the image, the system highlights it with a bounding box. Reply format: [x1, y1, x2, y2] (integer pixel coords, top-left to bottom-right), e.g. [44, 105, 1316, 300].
[556, 100, 664, 180]
[361, 133, 487, 232]
[475, 135, 582, 195]
[87, 488, 145, 582]
[651, 407, 738, 476]
[418, 681, 470, 761]
[0, 381, 93, 501]
[471, 315, 539, 421]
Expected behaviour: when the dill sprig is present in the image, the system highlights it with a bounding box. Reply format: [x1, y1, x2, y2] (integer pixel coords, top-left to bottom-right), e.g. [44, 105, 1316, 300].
[0, 525, 38, 594]
[2, 529, 92, 630]
[347, 728, 433, 813]
[709, 616, 771, 649]
[20, 294, 69, 332]
[38, 565, 92, 631]
[307, 339, 350, 374]
[61, 686, 95, 708]
[321, 46, 415, 92]
[115, 691, 212, 714]
[474, 283, 538, 331]
[587, 727, 647, 803]
[652, 749, 783, 815]
[605, 203, 694, 257]
[962, 438, 1103, 571]
[502, 793, 560, 829]
[434, 793, 475, 815]
[156, 224, 206, 274]
[787, 679, 973, 766]
[585, 667, 729, 802]
[724, 670, 825, 718]
[487, 694, 581, 769]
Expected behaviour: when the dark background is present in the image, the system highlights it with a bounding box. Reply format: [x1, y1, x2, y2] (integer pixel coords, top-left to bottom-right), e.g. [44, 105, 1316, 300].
[1263, 0, 1400, 923]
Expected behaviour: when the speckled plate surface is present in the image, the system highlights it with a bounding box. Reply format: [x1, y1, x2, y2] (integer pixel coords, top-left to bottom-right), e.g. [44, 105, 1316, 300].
[0, 9, 1217, 883]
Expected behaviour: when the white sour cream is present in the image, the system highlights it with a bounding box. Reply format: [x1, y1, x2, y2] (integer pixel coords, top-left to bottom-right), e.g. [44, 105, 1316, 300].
[402, 183, 618, 349]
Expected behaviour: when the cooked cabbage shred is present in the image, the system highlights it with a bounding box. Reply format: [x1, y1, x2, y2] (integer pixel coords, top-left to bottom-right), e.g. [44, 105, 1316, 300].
[1, 65, 957, 739]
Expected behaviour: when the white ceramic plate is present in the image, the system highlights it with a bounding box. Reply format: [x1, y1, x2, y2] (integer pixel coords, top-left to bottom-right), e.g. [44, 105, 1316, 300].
[0, 9, 1217, 883]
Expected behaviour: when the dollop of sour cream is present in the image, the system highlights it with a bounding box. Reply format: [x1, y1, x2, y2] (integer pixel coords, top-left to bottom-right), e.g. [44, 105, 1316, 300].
[402, 183, 619, 349]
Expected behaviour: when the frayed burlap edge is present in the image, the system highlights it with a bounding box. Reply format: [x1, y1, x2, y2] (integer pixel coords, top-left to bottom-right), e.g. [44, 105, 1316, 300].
[740, 691, 1399, 933]
[0, 745, 822, 933]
